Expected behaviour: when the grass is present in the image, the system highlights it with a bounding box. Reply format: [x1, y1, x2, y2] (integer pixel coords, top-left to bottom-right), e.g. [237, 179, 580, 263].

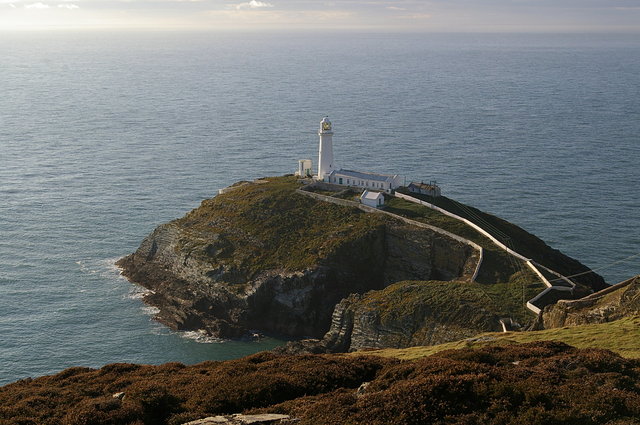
[171, 176, 549, 322]
[174, 176, 388, 280]
[395, 189, 607, 290]
[384, 197, 527, 284]
[355, 276, 544, 327]
[358, 315, 640, 360]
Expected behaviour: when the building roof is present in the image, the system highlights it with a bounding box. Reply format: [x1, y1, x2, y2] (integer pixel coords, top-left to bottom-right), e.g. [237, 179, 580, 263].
[409, 182, 440, 190]
[331, 169, 398, 183]
[361, 189, 384, 200]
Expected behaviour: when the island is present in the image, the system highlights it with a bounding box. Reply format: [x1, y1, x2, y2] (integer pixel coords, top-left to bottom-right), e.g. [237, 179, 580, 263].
[116, 174, 607, 351]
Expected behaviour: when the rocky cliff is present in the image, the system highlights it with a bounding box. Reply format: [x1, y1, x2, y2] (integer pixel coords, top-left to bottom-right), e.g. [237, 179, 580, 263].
[117, 176, 478, 339]
[542, 275, 640, 328]
[118, 175, 608, 347]
[317, 281, 504, 351]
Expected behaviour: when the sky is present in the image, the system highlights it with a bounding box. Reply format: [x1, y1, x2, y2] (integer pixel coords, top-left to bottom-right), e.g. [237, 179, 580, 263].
[1, 0, 640, 31]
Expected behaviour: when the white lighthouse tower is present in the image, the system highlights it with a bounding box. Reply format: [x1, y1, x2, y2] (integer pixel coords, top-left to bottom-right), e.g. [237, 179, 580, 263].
[317, 116, 334, 181]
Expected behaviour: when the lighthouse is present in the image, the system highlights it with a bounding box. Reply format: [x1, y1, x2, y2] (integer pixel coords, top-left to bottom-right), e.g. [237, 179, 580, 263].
[317, 116, 334, 181]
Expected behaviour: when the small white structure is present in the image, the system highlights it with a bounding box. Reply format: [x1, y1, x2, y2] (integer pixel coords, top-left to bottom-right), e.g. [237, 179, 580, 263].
[408, 181, 441, 197]
[327, 169, 402, 193]
[360, 190, 385, 208]
[317, 117, 335, 181]
[296, 159, 313, 177]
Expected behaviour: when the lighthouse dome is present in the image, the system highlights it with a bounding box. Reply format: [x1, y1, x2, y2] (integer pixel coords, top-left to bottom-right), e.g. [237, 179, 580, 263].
[320, 117, 332, 133]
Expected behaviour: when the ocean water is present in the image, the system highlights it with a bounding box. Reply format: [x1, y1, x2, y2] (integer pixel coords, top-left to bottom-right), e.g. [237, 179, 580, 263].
[0, 32, 638, 386]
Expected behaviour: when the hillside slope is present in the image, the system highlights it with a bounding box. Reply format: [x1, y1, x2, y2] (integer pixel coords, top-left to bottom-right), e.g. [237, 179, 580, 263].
[361, 315, 640, 360]
[1, 342, 639, 425]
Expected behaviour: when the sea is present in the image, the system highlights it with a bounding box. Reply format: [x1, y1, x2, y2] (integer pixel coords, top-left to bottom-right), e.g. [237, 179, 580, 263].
[0, 32, 639, 386]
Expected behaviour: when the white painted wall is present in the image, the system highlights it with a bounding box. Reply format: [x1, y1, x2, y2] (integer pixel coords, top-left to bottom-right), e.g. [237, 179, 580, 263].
[317, 118, 334, 180]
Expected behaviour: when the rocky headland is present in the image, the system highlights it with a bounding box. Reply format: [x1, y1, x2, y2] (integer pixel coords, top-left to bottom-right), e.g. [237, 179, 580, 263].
[117, 175, 607, 349]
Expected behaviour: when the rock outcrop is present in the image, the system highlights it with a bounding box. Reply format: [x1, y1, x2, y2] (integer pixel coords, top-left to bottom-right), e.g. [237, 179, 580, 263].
[542, 275, 640, 328]
[278, 280, 505, 353]
[184, 414, 292, 424]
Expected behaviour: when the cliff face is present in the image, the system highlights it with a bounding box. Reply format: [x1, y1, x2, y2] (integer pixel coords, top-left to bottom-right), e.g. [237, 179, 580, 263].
[542, 276, 640, 329]
[307, 280, 504, 353]
[117, 177, 478, 339]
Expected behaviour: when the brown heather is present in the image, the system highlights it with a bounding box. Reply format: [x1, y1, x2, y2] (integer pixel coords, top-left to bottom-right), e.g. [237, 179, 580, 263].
[2, 342, 640, 425]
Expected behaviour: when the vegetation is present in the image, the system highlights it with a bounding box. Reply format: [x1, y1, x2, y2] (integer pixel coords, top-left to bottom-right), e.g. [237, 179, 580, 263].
[171, 177, 582, 325]
[383, 197, 530, 284]
[175, 176, 388, 279]
[361, 315, 640, 360]
[394, 189, 606, 289]
[356, 276, 543, 327]
[2, 342, 639, 425]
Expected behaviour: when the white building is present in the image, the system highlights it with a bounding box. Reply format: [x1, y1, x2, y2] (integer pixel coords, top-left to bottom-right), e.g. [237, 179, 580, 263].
[296, 159, 312, 177]
[360, 190, 385, 208]
[327, 169, 402, 193]
[312, 117, 403, 193]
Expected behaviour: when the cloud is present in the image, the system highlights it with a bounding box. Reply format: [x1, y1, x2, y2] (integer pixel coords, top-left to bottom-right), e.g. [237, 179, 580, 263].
[386, 6, 405, 11]
[234, 0, 273, 10]
[57, 3, 78, 8]
[399, 12, 432, 19]
[24, 2, 49, 8]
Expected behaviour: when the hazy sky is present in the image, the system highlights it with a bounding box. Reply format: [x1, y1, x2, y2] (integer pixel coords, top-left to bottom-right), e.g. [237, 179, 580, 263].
[1, 0, 640, 31]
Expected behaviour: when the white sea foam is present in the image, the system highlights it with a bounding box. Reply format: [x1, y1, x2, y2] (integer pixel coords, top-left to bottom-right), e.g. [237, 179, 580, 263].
[126, 285, 153, 300]
[181, 330, 225, 344]
[141, 305, 160, 316]
[101, 257, 129, 280]
[77, 257, 128, 280]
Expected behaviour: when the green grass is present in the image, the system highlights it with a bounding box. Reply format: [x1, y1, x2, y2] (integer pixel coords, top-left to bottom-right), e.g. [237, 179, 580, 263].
[353, 274, 544, 328]
[174, 176, 388, 280]
[357, 315, 640, 360]
[172, 177, 546, 320]
[395, 189, 606, 290]
[383, 197, 529, 285]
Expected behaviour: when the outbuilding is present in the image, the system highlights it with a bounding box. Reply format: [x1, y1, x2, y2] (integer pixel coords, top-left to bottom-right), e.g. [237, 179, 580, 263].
[408, 181, 441, 197]
[360, 190, 385, 208]
[328, 169, 402, 193]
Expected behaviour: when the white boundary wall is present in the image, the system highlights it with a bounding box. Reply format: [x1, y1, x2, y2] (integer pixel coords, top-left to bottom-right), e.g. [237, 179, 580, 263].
[393, 192, 577, 315]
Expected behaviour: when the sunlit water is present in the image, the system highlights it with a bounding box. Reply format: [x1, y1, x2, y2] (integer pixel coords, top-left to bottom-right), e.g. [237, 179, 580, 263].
[0, 32, 638, 385]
